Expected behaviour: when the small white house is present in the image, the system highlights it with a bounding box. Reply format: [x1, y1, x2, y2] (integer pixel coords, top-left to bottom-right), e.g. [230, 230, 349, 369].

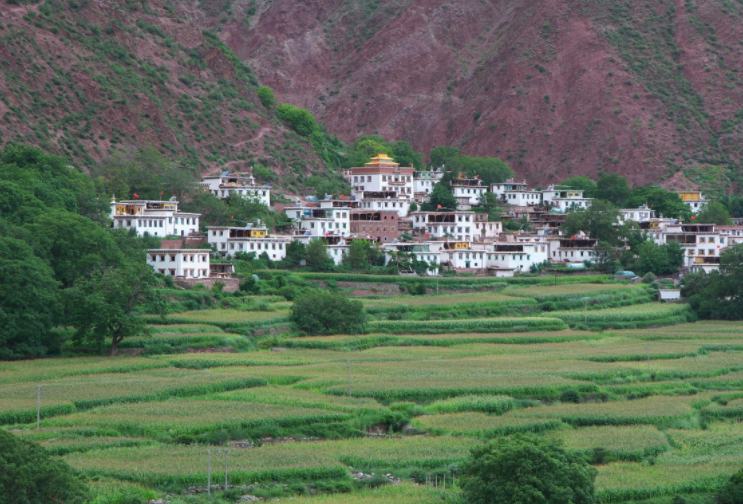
[111, 198, 200, 238]
[147, 249, 210, 278]
[659, 289, 681, 302]
[201, 173, 271, 207]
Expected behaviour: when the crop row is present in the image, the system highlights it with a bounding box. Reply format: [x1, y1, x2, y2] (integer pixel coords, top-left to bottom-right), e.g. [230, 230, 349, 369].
[367, 317, 568, 334]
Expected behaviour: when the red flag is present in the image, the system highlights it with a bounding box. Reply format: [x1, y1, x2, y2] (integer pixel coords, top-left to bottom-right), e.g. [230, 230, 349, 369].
[160, 191, 164, 196]
[340, 195, 345, 199]
[231, 216, 234, 220]
[424, 233, 430, 238]
[691, 216, 696, 220]
[437, 204, 442, 209]
[133, 193, 139, 199]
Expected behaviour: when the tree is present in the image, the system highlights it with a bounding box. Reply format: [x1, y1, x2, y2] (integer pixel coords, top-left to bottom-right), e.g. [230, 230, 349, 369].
[561, 176, 596, 196]
[429, 182, 458, 210]
[592, 241, 617, 273]
[284, 240, 307, 267]
[65, 258, 164, 356]
[257, 86, 276, 108]
[684, 244, 743, 320]
[458, 434, 597, 504]
[719, 466, 743, 504]
[276, 103, 318, 136]
[479, 191, 499, 214]
[390, 140, 424, 169]
[306, 239, 334, 270]
[0, 429, 88, 504]
[695, 201, 732, 225]
[562, 200, 621, 245]
[0, 236, 60, 360]
[595, 173, 630, 206]
[291, 290, 365, 334]
[625, 186, 691, 220]
[344, 239, 372, 270]
[634, 240, 684, 276]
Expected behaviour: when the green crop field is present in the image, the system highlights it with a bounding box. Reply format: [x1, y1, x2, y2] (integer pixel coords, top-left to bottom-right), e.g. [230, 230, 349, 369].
[5, 278, 743, 503]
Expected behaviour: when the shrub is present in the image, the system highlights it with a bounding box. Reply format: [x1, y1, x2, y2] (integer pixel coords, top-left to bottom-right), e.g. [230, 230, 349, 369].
[642, 272, 657, 284]
[291, 289, 365, 334]
[257, 86, 276, 108]
[458, 434, 597, 504]
[561, 388, 582, 404]
[276, 103, 317, 136]
[719, 467, 743, 504]
[0, 429, 88, 503]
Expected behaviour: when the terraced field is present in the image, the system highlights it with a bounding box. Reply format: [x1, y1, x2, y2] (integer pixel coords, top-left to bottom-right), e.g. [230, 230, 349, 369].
[3, 281, 743, 503]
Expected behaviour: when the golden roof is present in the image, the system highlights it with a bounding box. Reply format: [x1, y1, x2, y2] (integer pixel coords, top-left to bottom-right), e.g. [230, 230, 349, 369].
[365, 153, 398, 167]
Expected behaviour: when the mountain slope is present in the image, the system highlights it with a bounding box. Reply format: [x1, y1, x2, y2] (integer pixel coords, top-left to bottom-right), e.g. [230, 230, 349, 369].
[226, 0, 743, 187]
[0, 0, 326, 184]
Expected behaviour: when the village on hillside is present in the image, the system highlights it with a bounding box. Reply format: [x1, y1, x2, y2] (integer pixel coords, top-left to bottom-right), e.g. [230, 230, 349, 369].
[108, 153, 737, 289]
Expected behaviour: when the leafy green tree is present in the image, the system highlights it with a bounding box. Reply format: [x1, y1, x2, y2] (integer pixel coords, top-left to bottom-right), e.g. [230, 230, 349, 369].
[276, 103, 318, 136]
[684, 244, 743, 319]
[390, 140, 424, 169]
[0, 236, 60, 360]
[562, 200, 621, 245]
[65, 257, 164, 355]
[695, 201, 732, 225]
[284, 240, 307, 267]
[625, 187, 691, 220]
[479, 191, 499, 213]
[429, 182, 458, 210]
[93, 145, 172, 200]
[634, 240, 684, 276]
[592, 241, 617, 273]
[429, 145, 464, 171]
[0, 429, 88, 504]
[344, 239, 372, 270]
[306, 239, 334, 270]
[595, 173, 630, 206]
[458, 434, 597, 504]
[291, 290, 365, 334]
[719, 465, 743, 504]
[561, 176, 597, 196]
[463, 156, 513, 186]
[257, 86, 276, 108]
[28, 211, 122, 288]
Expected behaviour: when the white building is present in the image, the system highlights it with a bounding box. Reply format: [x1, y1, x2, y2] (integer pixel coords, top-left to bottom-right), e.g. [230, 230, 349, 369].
[486, 243, 549, 276]
[357, 193, 411, 217]
[207, 225, 291, 261]
[201, 173, 271, 207]
[410, 211, 477, 241]
[349, 154, 415, 198]
[413, 169, 443, 200]
[677, 191, 708, 214]
[110, 198, 200, 237]
[285, 205, 350, 238]
[542, 187, 592, 213]
[474, 219, 503, 240]
[451, 174, 488, 206]
[549, 238, 598, 265]
[502, 190, 543, 207]
[147, 249, 210, 278]
[381, 243, 441, 276]
[618, 206, 655, 224]
[491, 179, 529, 199]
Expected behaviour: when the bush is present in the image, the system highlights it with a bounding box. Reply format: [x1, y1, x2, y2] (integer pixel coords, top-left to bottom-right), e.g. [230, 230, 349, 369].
[0, 429, 88, 503]
[459, 434, 597, 504]
[276, 103, 317, 136]
[642, 272, 657, 284]
[291, 289, 365, 334]
[257, 86, 276, 108]
[561, 388, 582, 404]
[719, 467, 743, 504]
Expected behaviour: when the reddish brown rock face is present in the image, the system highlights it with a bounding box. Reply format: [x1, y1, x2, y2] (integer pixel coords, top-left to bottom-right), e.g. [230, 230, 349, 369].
[226, 0, 743, 186]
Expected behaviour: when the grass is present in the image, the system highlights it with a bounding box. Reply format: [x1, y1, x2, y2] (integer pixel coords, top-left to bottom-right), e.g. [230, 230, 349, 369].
[211, 386, 385, 413]
[552, 425, 669, 457]
[64, 437, 481, 485]
[45, 399, 351, 436]
[414, 412, 563, 437]
[368, 317, 568, 334]
[545, 303, 692, 329]
[504, 283, 643, 300]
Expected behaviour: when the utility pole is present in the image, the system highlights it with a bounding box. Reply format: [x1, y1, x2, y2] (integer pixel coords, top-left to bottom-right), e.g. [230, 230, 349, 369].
[347, 360, 352, 397]
[223, 449, 230, 489]
[207, 449, 212, 496]
[647, 344, 651, 374]
[584, 297, 589, 324]
[36, 384, 42, 429]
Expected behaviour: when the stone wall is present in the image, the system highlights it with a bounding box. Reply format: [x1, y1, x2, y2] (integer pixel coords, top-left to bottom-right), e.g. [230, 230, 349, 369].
[175, 277, 240, 292]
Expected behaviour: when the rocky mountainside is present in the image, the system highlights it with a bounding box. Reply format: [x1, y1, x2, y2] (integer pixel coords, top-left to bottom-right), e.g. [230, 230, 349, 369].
[225, 0, 743, 187]
[0, 0, 327, 187]
[2, 0, 743, 189]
